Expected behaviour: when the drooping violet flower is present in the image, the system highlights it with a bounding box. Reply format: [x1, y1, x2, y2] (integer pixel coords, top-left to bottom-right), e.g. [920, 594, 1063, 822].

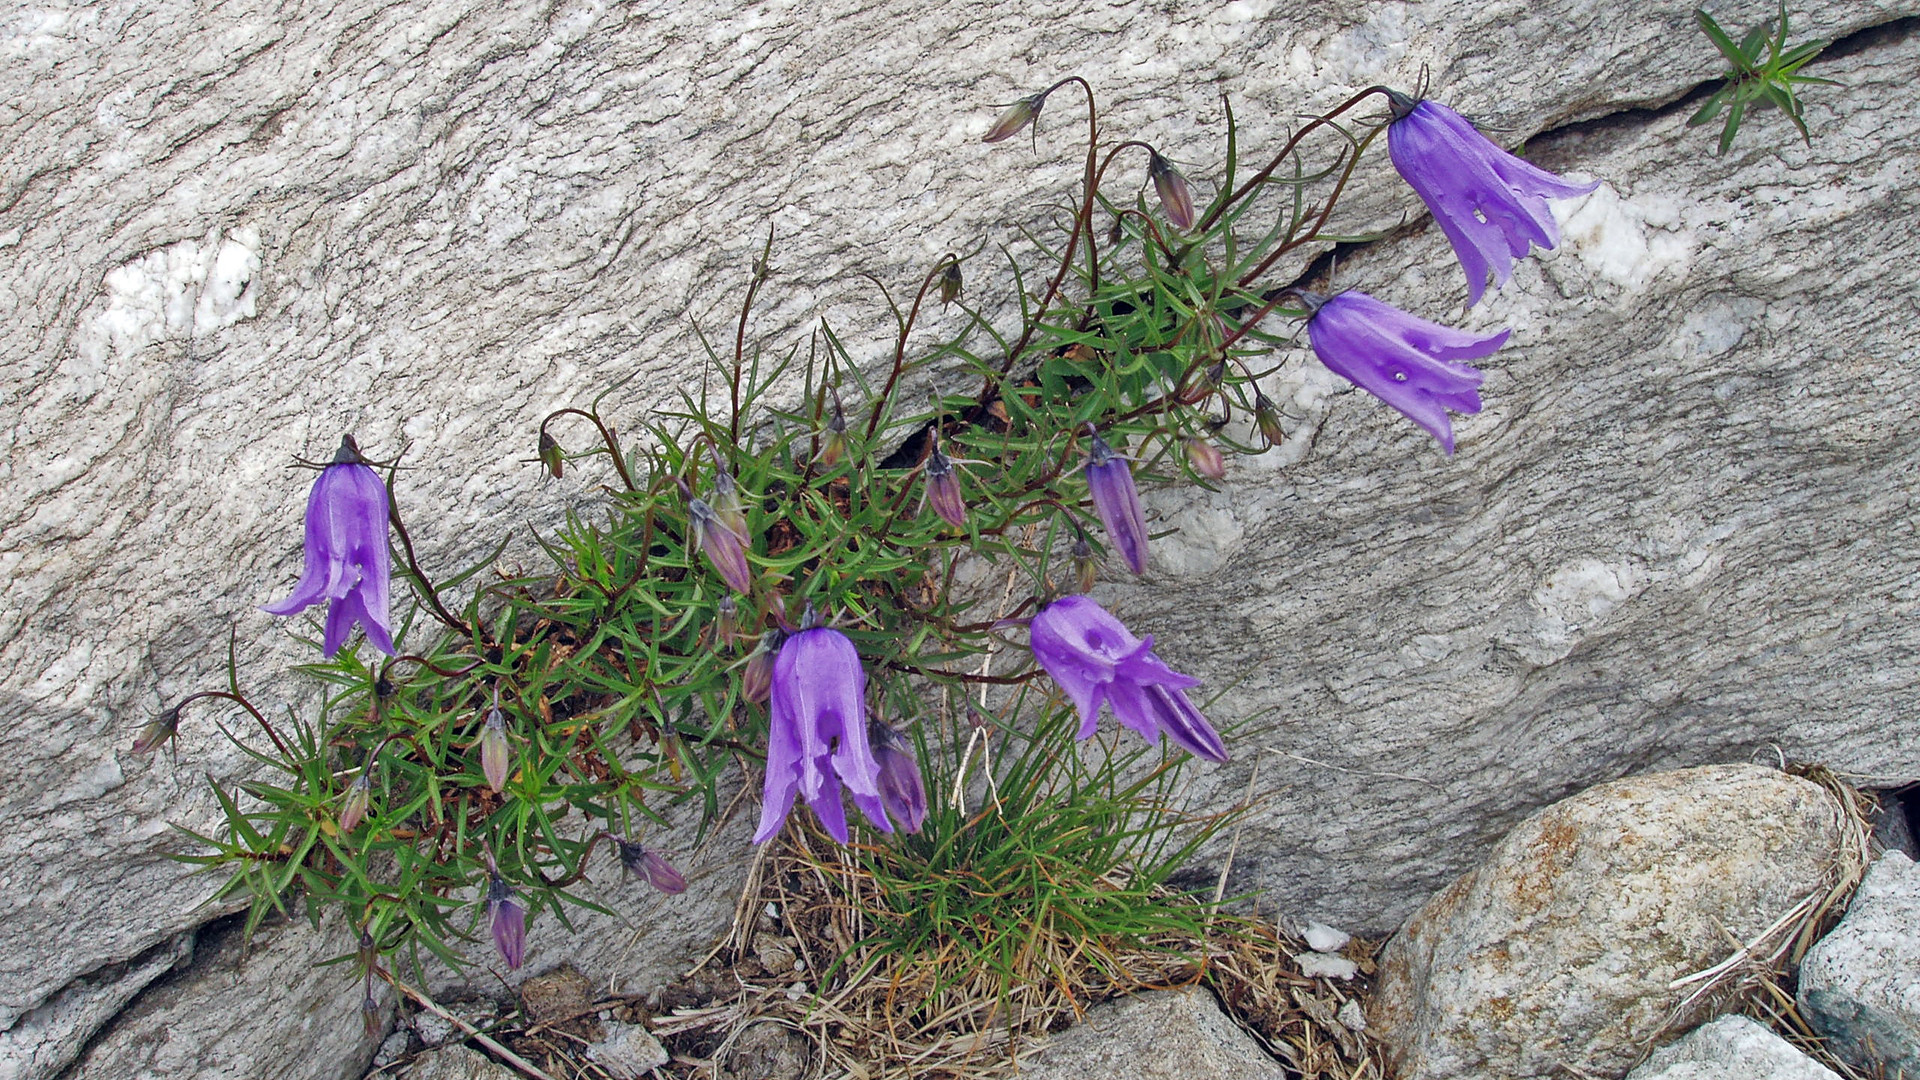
[1302, 290, 1508, 455]
[131, 705, 182, 755]
[262, 435, 396, 658]
[610, 836, 687, 895]
[870, 721, 929, 834]
[753, 627, 894, 844]
[486, 872, 526, 970]
[1148, 151, 1196, 231]
[1028, 595, 1228, 763]
[688, 496, 753, 595]
[1386, 92, 1600, 306]
[924, 440, 967, 529]
[1084, 431, 1150, 575]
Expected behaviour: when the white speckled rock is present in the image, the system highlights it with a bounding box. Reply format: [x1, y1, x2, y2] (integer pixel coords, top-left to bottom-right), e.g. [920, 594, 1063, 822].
[4, 1, 1919, 1076]
[1798, 852, 1920, 1078]
[1018, 988, 1287, 1080]
[1369, 764, 1849, 1080]
[1625, 1015, 1839, 1080]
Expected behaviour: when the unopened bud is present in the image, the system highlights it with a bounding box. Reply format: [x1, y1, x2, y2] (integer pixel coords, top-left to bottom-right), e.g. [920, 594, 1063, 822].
[1107, 214, 1127, 247]
[486, 873, 526, 970]
[1204, 359, 1228, 390]
[1149, 151, 1196, 231]
[924, 442, 966, 529]
[362, 994, 382, 1039]
[537, 431, 564, 479]
[716, 596, 739, 648]
[612, 836, 688, 894]
[741, 631, 782, 704]
[340, 770, 373, 832]
[818, 398, 849, 468]
[1254, 393, 1286, 449]
[132, 705, 182, 754]
[480, 705, 511, 794]
[983, 93, 1045, 143]
[712, 469, 748, 540]
[939, 262, 963, 307]
[1072, 538, 1098, 595]
[689, 497, 754, 595]
[1184, 437, 1226, 481]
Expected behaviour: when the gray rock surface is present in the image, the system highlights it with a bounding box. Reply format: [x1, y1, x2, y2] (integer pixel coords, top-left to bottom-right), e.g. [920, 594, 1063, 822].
[1369, 764, 1849, 1080]
[62, 912, 381, 1080]
[3, 0, 1918, 1076]
[1797, 851, 1920, 1077]
[1017, 988, 1286, 1080]
[1625, 1015, 1839, 1080]
[398, 1047, 517, 1080]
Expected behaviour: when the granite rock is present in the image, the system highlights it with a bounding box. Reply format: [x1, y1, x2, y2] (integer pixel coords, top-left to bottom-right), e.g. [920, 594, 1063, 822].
[1624, 1015, 1839, 1080]
[1797, 851, 1920, 1078]
[1370, 764, 1850, 1080]
[1018, 988, 1286, 1080]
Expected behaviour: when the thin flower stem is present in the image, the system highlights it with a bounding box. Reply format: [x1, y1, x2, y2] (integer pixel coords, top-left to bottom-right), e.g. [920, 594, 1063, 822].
[996, 76, 1098, 379]
[538, 408, 636, 491]
[1199, 85, 1390, 234]
[382, 477, 475, 641]
[173, 689, 294, 761]
[865, 256, 960, 443]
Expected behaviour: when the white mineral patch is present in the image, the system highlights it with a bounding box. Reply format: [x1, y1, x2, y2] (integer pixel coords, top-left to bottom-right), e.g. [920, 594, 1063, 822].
[1304, 921, 1352, 953]
[79, 228, 260, 364]
[1294, 952, 1359, 980]
[1516, 557, 1648, 666]
[1554, 183, 1692, 294]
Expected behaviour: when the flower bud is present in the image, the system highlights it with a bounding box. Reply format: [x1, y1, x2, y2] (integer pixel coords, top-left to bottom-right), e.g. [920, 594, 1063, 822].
[361, 994, 382, 1039]
[1148, 151, 1196, 231]
[132, 705, 182, 755]
[486, 873, 526, 970]
[613, 837, 688, 894]
[871, 722, 928, 834]
[689, 497, 754, 595]
[741, 632, 781, 704]
[480, 705, 511, 794]
[938, 262, 963, 308]
[924, 442, 966, 529]
[712, 469, 749, 540]
[1072, 537, 1098, 595]
[983, 93, 1044, 143]
[818, 397, 849, 468]
[537, 431, 564, 479]
[716, 596, 739, 648]
[1254, 393, 1286, 449]
[1084, 431, 1149, 575]
[1184, 436, 1226, 481]
[340, 770, 373, 832]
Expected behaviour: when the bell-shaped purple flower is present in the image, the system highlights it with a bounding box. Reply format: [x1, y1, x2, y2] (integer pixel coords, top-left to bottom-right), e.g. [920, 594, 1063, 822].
[1028, 595, 1227, 763]
[1304, 290, 1508, 455]
[871, 722, 929, 834]
[611, 837, 687, 895]
[486, 872, 526, 970]
[1387, 93, 1600, 306]
[262, 435, 396, 658]
[1085, 432, 1149, 575]
[753, 627, 893, 845]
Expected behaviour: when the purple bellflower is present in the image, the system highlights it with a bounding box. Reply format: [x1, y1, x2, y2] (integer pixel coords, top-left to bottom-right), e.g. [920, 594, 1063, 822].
[262, 435, 396, 658]
[1028, 595, 1228, 763]
[1085, 431, 1150, 575]
[753, 627, 895, 844]
[870, 721, 929, 834]
[486, 872, 526, 970]
[1303, 290, 1508, 455]
[1387, 93, 1600, 306]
